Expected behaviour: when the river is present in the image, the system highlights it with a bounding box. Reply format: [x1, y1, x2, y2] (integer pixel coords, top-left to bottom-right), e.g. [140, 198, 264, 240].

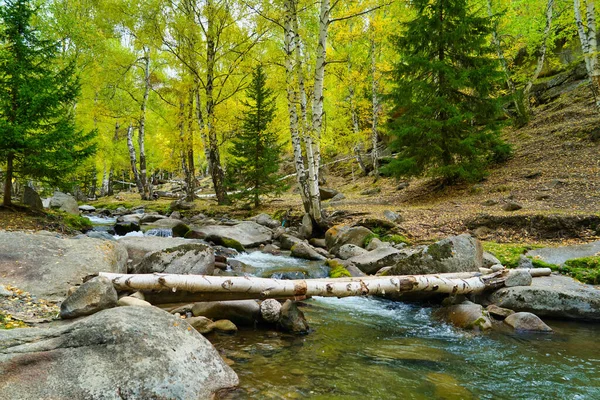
[212, 252, 600, 399]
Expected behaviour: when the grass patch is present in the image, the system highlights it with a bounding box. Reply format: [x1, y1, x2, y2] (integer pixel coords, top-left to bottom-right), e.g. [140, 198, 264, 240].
[482, 242, 543, 268]
[558, 257, 600, 284]
[62, 213, 93, 231]
[364, 233, 411, 247]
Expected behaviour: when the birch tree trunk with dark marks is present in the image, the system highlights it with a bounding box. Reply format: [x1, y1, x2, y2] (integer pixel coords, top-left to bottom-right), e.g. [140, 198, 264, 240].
[370, 24, 381, 180]
[523, 0, 555, 105]
[574, 0, 600, 109]
[138, 48, 151, 200]
[126, 123, 144, 195]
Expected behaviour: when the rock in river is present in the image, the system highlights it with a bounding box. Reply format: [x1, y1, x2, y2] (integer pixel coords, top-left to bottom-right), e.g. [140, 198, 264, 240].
[190, 221, 272, 248]
[0, 306, 239, 399]
[132, 243, 215, 275]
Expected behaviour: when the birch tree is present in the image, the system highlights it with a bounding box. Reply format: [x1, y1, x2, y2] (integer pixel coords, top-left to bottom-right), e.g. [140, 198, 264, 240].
[574, 0, 600, 109]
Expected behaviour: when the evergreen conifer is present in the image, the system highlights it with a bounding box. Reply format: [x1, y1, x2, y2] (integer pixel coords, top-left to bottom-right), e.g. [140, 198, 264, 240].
[0, 0, 96, 206]
[385, 0, 511, 183]
[228, 65, 284, 206]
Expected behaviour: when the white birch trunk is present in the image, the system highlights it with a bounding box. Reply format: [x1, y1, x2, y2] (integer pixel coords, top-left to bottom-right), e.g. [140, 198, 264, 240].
[99, 270, 545, 304]
[574, 0, 600, 108]
[370, 28, 381, 180]
[524, 0, 555, 101]
[284, 0, 311, 213]
[138, 48, 151, 200]
[126, 123, 144, 195]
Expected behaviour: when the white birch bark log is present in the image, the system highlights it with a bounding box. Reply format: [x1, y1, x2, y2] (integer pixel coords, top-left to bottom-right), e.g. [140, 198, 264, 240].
[99, 270, 547, 304]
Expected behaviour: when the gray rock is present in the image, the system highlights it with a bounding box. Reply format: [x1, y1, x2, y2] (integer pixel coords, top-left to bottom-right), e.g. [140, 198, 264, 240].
[78, 205, 96, 212]
[191, 221, 272, 248]
[299, 213, 313, 239]
[278, 300, 309, 333]
[260, 299, 282, 323]
[319, 187, 339, 200]
[209, 319, 237, 333]
[331, 193, 346, 202]
[488, 275, 600, 320]
[117, 213, 142, 223]
[390, 234, 483, 275]
[117, 237, 208, 268]
[366, 237, 387, 251]
[172, 222, 191, 237]
[309, 238, 327, 249]
[434, 303, 492, 331]
[518, 255, 534, 269]
[0, 284, 13, 297]
[505, 269, 532, 287]
[170, 199, 196, 211]
[147, 218, 185, 229]
[117, 296, 153, 307]
[396, 182, 409, 190]
[253, 213, 281, 229]
[23, 186, 43, 211]
[491, 264, 505, 272]
[291, 242, 326, 261]
[487, 304, 515, 320]
[504, 312, 553, 332]
[0, 231, 127, 301]
[349, 246, 404, 275]
[60, 276, 118, 319]
[325, 225, 373, 255]
[280, 234, 303, 250]
[170, 211, 182, 219]
[0, 306, 238, 399]
[49, 191, 79, 215]
[503, 201, 523, 211]
[133, 243, 215, 275]
[360, 187, 381, 196]
[187, 316, 214, 334]
[383, 210, 402, 223]
[527, 240, 600, 266]
[114, 221, 140, 236]
[192, 300, 261, 326]
[338, 244, 368, 260]
[86, 231, 116, 241]
[139, 213, 167, 224]
[261, 244, 281, 255]
[346, 264, 367, 277]
[482, 252, 501, 268]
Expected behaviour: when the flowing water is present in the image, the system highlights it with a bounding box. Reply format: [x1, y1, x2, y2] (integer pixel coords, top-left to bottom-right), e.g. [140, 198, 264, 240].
[212, 252, 600, 399]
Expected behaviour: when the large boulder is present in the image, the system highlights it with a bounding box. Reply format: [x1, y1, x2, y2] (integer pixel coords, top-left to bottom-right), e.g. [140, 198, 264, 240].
[192, 300, 261, 326]
[22, 186, 43, 211]
[290, 242, 326, 261]
[504, 312, 553, 332]
[527, 240, 600, 266]
[325, 225, 373, 255]
[0, 231, 127, 301]
[279, 234, 303, 251]
[488, 275, 600, 321]
[252, 213, 281, 229]
[338, 244, 368, 260]
[390, 234, 483, 275]
[191, 221, 272, 248]
[49, 191, 79, 215]
[60, 276, 118, 319]
[0, 306, 238, 399]
[117, 236, 208, 268]
[349, 246, 404, 275]
[132, 243, 215, 275]
[319, 187, 339, 200]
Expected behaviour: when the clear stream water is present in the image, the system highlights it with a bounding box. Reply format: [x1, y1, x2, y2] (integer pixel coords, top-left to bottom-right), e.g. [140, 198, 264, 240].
[212, 252, 600, 400]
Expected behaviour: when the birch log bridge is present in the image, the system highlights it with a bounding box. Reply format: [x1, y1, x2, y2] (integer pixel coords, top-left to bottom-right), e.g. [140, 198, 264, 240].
[99, 269, 551, 304]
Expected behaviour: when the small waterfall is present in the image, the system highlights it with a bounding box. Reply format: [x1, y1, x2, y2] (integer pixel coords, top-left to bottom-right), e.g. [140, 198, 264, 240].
[145, 228, 173, 238]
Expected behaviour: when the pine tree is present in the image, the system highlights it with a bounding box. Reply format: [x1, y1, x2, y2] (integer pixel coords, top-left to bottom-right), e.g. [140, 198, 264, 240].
[228, 66, 285, 207]
[385, 0, 511, 184]
[0, 0, 96, 206]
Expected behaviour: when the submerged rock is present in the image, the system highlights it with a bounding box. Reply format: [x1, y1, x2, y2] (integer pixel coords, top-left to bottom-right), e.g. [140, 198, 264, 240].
[278, 300, 309, 334]
[0, 307, 239, 399]
[434, 303, 492, 331]
[192, 300, 260, 326]
[504, 312, 553, 332]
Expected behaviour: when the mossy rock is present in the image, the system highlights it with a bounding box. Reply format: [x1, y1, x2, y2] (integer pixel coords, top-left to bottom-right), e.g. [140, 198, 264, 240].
[325, 259, 351, 278]
[560, 256, 600, 284]
[205, 234, 245, 252]
[63, 214, 93, 232]
[172, 222, 191, 238]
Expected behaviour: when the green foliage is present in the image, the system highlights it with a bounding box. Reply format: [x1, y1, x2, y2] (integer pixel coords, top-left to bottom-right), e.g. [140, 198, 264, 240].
[326, 259, 352, 278]
[227, 65, 286, 207]
[385, 0, 510, 183]
[482, 242, 542, 268]
[0, 0, 96, 202]
[62, 213, 93, 231]
[559, 257, 600, 284]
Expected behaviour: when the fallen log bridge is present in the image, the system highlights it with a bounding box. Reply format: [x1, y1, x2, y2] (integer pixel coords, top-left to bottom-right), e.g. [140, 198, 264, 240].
[99, 268, 551, 304]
